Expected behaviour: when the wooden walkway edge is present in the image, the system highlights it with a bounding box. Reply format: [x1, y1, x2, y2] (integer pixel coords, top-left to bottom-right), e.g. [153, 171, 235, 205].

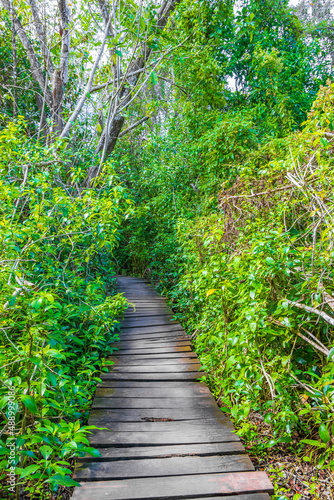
[72, 276, 273, 500]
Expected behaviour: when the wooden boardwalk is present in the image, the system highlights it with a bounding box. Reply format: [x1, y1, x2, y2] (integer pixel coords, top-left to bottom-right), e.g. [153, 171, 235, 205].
[72, 276, 273, 500]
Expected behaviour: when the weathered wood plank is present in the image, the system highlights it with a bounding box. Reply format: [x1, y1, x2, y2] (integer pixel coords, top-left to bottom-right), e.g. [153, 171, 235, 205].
[121, 319, 178, 328]
[71, 471, 274, 500]
[114, 346, 193, 354]
[100, 372, 205, 381]
[124, 312, 172, 318]
[92, 396, 215, 409]
[116, 340, 192, 350]
[110, 357, 199, 366]
[97, 380, 208, 388]
[170, 496, 271, 500]
[123, 311, 174, 318]
[107, 364, 200, 373]
[88, 407, 224, 422]
[108, 352, 197, 360]
[121, 324, 184, 333]
[95, 387, 211, 398]
[130, 335, 188, 341]
[87, 417, 233, 432]
[88, 427, 238, 446]
[119, 331, 187, 341]
[75, 454, 254, 481]
[118, 338, 191, 345]
[79, 442, 246, 462]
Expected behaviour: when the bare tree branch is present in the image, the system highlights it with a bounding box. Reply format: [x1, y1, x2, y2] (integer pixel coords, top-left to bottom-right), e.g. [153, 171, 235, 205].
[94, 0, 180, 160]
[287, 299, 334, 327]
[27, 0, 55, 75]
[52, 0, 71, 133]
[1, 0, 53, 109]
[60, 15, 112, 138]
[118, 115, 150, 138]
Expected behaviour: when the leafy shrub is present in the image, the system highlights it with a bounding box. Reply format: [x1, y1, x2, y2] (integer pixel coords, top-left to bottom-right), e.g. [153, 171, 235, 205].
[0, 118, 130, 497]
[117, 81, 334, 470]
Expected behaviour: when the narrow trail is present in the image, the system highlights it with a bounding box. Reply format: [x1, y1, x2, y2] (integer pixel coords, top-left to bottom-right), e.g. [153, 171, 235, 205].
[72, 276, 273, 500]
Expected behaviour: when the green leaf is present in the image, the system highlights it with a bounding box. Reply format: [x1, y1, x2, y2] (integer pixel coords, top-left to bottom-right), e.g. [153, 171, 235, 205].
[266, 439, 277, 447]
[96, 123, 102, 133]
[319, 424, 330, 443]
[266, 257, 275, 265]
[263, 413, 272, 424]
[47, 349, 65, 360]
[20, 464, 40, 478]
[84, 447, 101, 457]
[249, 322, 257, 333]
[151, 71, 158, 85]
[46, 372, 57, 386]
[21, 395, 38, 413]
[327, 346, 334, 360]
[40, 445, 53, 460]
[301, 438, 326, 448]
[0, 397, 8, 409]
[115, 49, 122, 57]
[46, 474, 80, 487]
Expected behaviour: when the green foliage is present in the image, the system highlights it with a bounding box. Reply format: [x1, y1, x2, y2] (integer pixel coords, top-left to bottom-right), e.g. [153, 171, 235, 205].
[114, 1, 334, 483]
[213, 0, 330, 135]
[0, 117, 130, 497]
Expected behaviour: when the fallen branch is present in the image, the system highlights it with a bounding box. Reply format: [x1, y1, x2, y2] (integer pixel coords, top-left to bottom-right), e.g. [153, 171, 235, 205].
[221, 184, 294, 204]
[286, 299, 334, 327]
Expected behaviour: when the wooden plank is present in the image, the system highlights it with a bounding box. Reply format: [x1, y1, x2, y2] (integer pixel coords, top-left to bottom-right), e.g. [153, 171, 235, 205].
[169, 496, 271, 500]
[95, 387, 210, 398]
[124, 299, 165, 302]
[71, 471, 274, 500]
[121, 324, 184, 333]
[85, 418, 234, 432]
[115, 337, 190, 345]
[124, 311, 173, 317]
[124, 312, 172, 318]
[108, 352, 197, 360]
[122, 313, 174, 320]
[118, 337, 191, 345]
[116, 341, 192, 350]
[92, 396, 215, 409]
[114, 346, 193, 354]
[110, 358, 199, 366]
[119, 331, 187, 340]
[100, 373, 205, 381]
[107, 365, 200, 373]
[96, 381, 208, 388]
[121, 291, 161, 294]
[121, 318, 178, 328]
[79, 442, 246, 462]
[88, 427, 238, 446]
[75, 454, 254, 481]
[88, 407, 225, 422]
[118, 336, 188, 343]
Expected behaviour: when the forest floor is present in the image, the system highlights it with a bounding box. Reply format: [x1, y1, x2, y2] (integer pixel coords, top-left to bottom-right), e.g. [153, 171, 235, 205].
[241, 411, 334, 500]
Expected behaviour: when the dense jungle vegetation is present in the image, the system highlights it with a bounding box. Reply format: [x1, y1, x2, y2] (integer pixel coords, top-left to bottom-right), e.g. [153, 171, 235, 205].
[1, 0, 334, 498]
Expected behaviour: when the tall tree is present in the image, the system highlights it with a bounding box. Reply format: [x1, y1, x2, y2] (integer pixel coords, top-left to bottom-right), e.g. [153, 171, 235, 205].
[0, 0, 180, 181]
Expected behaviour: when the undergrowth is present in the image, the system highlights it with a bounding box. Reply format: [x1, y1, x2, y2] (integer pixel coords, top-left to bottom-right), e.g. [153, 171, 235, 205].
[116, 82, 334, 498]
[0, 118, 130, 498]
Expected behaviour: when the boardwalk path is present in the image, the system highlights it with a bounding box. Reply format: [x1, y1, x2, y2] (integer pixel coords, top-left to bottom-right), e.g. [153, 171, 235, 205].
[72, 276, 273, 500]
